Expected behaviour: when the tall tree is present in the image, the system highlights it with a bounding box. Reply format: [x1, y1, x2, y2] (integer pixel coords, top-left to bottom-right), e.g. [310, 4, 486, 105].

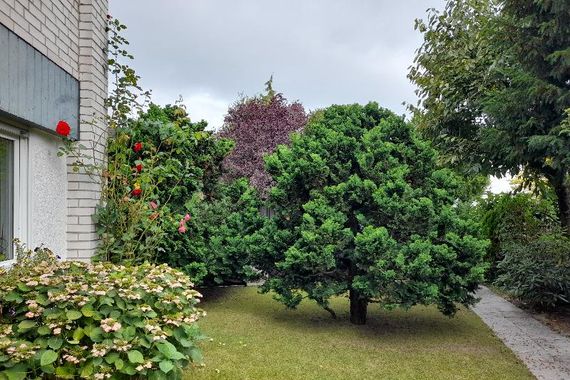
[409, 0, 570, 232]
[218, 79, 308, 196]
[251, 103, 487, 325]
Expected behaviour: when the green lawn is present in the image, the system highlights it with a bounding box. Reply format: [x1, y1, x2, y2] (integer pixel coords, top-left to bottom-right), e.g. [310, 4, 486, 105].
[186, 287, 533, 380]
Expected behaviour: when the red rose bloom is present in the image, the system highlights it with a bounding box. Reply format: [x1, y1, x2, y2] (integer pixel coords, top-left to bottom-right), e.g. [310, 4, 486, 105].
[131, 188, 142, 197]
[135, 163, 143, 173]
[133, 142, 143, 153]
[56, 120, 71, 137]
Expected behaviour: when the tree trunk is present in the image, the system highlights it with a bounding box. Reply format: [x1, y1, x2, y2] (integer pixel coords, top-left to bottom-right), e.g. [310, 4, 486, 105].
[552, 176, 570, 235]
[349, 288, 368, 325]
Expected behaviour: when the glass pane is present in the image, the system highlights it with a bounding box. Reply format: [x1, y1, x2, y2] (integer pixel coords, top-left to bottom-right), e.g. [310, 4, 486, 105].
[0, 137, 14, 260]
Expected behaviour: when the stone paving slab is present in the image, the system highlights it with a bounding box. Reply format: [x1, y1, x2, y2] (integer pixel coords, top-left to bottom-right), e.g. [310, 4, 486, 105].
[472, 286, 570, 380]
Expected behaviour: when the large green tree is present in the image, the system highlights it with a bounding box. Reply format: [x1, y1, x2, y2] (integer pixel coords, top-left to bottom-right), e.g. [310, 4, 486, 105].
[409, 0, 570, 232]
[251, 103, 488, 324]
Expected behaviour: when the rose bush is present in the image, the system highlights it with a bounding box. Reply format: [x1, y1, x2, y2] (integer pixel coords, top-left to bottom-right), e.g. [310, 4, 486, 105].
[94, 103, 232, 264]
[0, 244, 204, 380]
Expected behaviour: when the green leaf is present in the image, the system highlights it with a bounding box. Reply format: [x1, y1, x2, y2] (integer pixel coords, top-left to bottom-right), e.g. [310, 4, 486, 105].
[44, 309, 63, 320]
[121, 364, 137, 375]
[148, 370, 168, 380]
[81, 304, 95, 317]
[2, 364, 28, 380]
[127, 350, 144, 364]
[72, 327, 85, 341]
[0, 364, 28, 380]
[159, 360, 174, 374]
[80, 361, 94, 377]
[47, 337, 63, 350]
[40, 350, 58, 366]
[123, 326, 137, 340]
[4, 291, 22, 302]
[17, 320, 35, 332]
[116, 298, 126, 310]
[189, 347, 203, 363]
[115, 358, 124, 370]
[178, 338, 193, 348]
[37, 326, 51, 335]
[55, 365, 75, 379]
[156, 341, 185, 360]
[105, 352, 119, 364]
[40, 364, 55, 374]
[100, 297, 114, 306]
[35, 293, 49, 306]
[66, 310, 82, 320]
[87, 327, 103, 342]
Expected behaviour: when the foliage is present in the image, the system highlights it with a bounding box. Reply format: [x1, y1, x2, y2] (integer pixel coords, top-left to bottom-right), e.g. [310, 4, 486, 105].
[219, 78, 308, 196]
[496, 233, 570, 309]
[251, 103, 489, 324]
[409, 0, 570, 232]
[94, 18, 258, 286]
[94, 103, 232, 265]
[477, 192, 559, 278]
[159, 178, 265, 286]
[96, 17, 239, 278]
[106, 17, 151, 130]
[0, 243, 204, 380]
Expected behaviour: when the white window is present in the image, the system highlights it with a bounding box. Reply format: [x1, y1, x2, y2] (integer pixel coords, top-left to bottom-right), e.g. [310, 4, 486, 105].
[0, 122, 28, 264]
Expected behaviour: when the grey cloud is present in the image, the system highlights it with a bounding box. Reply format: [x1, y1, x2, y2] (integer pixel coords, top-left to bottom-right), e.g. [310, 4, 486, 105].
[110, 0, 445, 127]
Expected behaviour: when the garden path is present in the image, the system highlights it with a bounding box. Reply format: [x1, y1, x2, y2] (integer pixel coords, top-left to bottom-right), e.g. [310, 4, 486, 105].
[472, 286, 570, 380]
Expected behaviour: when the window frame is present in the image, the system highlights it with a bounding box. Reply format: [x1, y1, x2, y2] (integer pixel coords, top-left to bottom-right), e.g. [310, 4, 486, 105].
[0, 121, 29, 267]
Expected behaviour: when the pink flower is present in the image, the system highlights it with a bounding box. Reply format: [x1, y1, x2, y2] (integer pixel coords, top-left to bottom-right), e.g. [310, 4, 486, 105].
[178, 225, 187, 233]
[149, 201, 158, 210]
[184, 214, 191, 222]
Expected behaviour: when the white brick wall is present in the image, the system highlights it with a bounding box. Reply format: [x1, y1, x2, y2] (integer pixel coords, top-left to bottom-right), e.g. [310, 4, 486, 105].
[68, 0, 108, 260]
[0, 0, 82, 78]
[1, 0, 108, 260]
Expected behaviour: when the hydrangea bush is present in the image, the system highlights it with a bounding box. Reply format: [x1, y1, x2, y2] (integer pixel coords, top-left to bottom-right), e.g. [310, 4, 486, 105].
[0, 244, 205, 379]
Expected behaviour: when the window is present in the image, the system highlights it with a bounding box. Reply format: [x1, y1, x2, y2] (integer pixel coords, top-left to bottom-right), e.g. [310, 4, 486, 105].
[0, 122, 28, 263]
[0, 136, 14, 260]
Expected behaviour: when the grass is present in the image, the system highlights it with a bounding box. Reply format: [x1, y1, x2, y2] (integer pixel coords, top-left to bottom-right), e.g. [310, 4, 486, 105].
[186, 287, 533, 380]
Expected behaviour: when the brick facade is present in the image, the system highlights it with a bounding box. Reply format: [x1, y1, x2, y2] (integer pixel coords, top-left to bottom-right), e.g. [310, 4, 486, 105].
[0, 0, 108, 260]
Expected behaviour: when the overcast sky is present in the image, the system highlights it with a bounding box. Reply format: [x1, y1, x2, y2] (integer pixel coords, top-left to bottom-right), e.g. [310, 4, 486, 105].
[109, 0, 447, 128]
[109, 1, 512, 193]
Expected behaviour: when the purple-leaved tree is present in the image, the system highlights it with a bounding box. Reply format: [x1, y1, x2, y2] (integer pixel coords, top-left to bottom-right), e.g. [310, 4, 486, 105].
[218, 78, 308, 196]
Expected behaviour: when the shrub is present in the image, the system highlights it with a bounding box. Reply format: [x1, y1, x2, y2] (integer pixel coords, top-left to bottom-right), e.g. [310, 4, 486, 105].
[252, 103, 488, 325]
[478, 192, 559, 279]
[97, 20, 256, 286]
[95, 104, 233, 264]
[160, 178, 265, 286]
[495, 232, 570, 310]
[218, 78, 308, 196]
[0, 244, 204, 379]
[97, 20, 238, 277]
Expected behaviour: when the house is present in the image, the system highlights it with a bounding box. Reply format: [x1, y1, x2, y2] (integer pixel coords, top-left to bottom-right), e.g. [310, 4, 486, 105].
[0, 0, 108, 263]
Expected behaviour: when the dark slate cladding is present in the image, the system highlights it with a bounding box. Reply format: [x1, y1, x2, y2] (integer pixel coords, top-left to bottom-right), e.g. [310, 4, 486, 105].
[0, 23, 79, 139]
